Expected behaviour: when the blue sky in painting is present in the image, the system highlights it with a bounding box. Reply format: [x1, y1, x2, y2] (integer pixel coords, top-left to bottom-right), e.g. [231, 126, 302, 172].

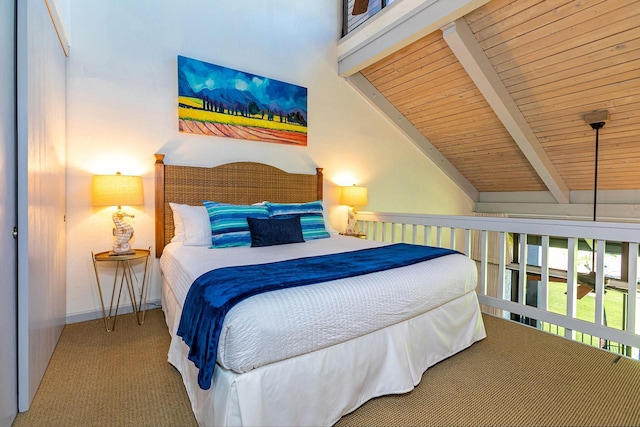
[178, 55, 307, 113]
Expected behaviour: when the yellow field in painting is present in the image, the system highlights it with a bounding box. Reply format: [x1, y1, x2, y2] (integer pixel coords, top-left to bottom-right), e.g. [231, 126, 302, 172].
[178, 97, 306, 134]
[180, 97, 203, 108]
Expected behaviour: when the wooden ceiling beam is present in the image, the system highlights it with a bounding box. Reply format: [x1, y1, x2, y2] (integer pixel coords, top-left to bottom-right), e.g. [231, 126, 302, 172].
[442, 18, 570, 204]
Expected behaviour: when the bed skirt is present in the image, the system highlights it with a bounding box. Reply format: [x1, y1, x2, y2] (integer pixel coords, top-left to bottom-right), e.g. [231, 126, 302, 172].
[162, 279, 486, 426]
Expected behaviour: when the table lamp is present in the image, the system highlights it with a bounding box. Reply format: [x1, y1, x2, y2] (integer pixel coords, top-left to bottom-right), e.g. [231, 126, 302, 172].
[341, 185, 367, 235]
[92, 172, 144, 255]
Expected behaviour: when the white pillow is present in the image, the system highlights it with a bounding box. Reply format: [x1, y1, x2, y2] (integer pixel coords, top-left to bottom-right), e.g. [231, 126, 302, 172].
[321, 200, 338, 234]
[179, 204, 211, 246]
[169, 202, 186, 243]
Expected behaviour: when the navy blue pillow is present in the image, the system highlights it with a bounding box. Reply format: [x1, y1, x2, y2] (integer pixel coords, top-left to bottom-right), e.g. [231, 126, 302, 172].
[247, 216, 304, 247]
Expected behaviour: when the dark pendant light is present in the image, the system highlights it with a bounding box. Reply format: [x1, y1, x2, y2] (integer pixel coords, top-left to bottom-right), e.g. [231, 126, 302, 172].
[583, 109, 609, 223]
[577, 110, 609, 290]
[590, 120, 605, 222]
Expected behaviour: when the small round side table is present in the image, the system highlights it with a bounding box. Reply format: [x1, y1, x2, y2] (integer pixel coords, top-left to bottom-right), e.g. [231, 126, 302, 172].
[91, 247, 151, 332]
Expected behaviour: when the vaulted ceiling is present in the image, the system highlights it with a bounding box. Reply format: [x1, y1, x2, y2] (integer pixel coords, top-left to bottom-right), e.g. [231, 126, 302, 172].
[338, 0, 640, 219]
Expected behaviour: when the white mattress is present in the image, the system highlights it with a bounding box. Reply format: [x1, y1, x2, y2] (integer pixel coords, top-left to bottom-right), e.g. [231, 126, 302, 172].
[160, 235, 478, 373]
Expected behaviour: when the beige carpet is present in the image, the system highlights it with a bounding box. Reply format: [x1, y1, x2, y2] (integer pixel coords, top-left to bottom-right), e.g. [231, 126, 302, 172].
[12, 309, 197, 427]
[12, 308, 640, 427]
[336, 315, 640, 427]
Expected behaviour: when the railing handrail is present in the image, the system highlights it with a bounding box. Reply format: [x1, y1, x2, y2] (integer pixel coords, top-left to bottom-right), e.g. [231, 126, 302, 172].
[357, 211, 640, 242]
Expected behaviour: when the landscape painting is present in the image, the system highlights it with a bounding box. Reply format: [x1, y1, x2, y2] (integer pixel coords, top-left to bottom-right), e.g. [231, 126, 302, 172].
[178, 55, 308, 146]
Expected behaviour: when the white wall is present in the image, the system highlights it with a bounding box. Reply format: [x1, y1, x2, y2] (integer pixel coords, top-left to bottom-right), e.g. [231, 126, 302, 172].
[65, 0, 474, 319]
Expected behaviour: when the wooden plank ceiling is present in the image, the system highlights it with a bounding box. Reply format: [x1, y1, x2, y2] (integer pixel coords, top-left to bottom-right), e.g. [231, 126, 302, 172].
[359, 0, 640, 195]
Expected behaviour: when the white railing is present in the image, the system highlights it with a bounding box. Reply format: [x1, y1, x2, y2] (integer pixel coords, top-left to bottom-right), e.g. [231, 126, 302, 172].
[356, 211, 640, 357]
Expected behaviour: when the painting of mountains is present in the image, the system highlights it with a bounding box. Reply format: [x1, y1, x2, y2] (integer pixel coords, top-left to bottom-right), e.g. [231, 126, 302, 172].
[178, 55, 307, 146]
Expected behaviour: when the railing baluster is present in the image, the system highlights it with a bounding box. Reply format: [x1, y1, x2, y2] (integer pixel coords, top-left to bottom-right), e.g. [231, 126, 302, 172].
[566, 237, 578, 340]
[464, 229, 471, 257]
[540, 235, 550, 311]
[518, 233, 527, 305]
[627, 243, 638, 337]
[595, 239, 606, 326]
[480, 230, 488, 295]
[436, 227, 442, 247]
[425, 225, 431, 246]
[412, 224, 417, 244]
[450, 227, 455, 250]
[498, 232, 506, 300]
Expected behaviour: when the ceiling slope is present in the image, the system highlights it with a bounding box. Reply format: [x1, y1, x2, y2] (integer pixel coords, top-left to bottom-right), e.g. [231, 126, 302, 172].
[340, 0, 640, 218]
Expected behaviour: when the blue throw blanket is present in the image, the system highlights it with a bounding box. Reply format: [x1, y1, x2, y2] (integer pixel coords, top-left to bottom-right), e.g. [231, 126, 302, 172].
[177, 243, 459, 389]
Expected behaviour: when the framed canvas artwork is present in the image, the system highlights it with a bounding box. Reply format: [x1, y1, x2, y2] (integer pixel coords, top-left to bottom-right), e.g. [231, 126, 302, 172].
[178, 55, 308, 146]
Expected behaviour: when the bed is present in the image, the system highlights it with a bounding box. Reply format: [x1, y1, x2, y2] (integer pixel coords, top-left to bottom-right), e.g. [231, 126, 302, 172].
[154, 153, 486, 426]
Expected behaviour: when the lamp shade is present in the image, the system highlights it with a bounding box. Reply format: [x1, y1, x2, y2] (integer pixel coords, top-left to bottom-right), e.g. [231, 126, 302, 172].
[92, 172, 144, 208]
[341, 185, 367, 207]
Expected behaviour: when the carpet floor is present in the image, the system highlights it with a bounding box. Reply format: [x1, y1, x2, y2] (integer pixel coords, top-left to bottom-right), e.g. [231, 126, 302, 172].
[12, 308, 640, 426]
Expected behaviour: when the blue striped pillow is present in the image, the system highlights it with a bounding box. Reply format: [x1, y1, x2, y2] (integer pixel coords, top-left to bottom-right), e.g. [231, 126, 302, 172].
[203, 201, 269, 248]
[266, 201, 330, 240]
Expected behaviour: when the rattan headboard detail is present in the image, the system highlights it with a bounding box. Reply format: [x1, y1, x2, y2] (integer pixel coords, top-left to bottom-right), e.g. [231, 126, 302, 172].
[154, 153, 324, 257]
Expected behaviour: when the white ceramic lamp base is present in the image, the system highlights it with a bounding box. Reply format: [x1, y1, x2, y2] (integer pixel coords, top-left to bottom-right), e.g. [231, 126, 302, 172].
[110, 210, 136, 255]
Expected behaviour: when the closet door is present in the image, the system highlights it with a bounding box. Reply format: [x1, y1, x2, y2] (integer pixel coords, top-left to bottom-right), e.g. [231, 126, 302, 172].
[0, 0, 18, 424]
[16, 0, 66, 411]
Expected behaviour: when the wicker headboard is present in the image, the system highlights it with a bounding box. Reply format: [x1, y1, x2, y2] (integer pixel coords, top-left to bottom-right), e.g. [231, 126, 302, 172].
[154, 153, 324, 257]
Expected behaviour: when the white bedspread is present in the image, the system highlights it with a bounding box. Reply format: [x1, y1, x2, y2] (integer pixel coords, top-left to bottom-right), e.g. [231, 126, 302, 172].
[160, 235, 478, 373]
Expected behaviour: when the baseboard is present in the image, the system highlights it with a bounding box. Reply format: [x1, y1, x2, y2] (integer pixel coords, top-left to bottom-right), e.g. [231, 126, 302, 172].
[65, 298, 163, 324]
